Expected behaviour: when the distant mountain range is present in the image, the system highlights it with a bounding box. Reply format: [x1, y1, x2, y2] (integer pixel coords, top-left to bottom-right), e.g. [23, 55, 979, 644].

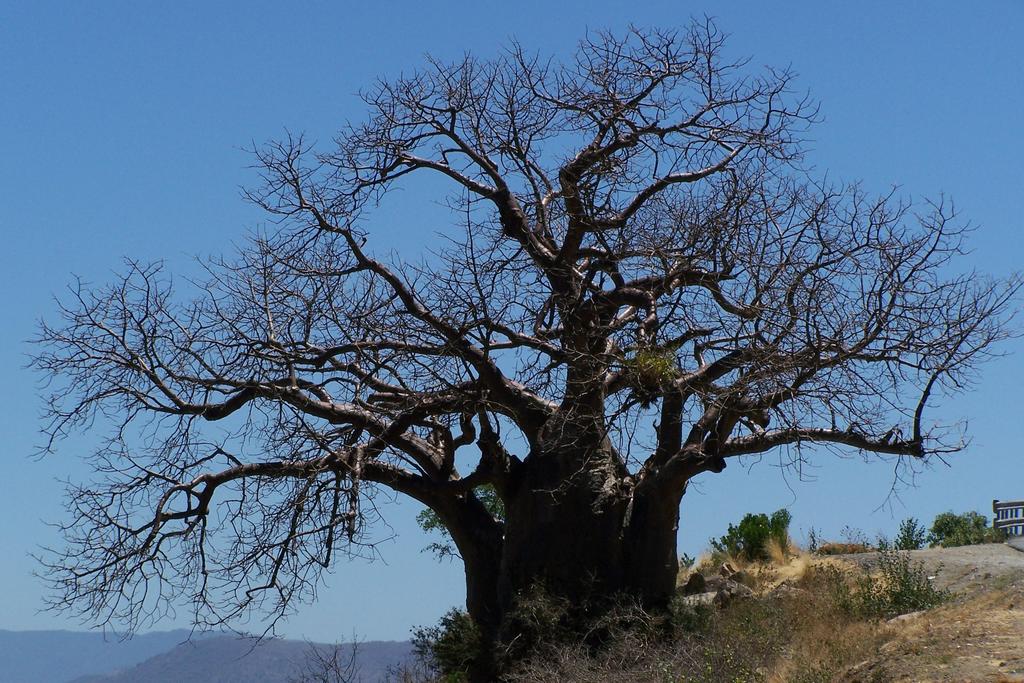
[0, 629, 413, 683]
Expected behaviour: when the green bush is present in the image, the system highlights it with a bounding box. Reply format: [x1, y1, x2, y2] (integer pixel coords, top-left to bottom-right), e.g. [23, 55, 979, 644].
[410, 609, 483, 682]
[669, 596, 716, 633]
[679, 552, 696, 571]
[927, 510, 1006, 548]
[883, 517, 927, 551]
[710, 508, 791, 563]
[826, 549, 950, 619]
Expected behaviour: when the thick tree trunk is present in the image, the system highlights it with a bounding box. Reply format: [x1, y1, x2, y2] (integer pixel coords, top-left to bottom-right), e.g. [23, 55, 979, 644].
[621, 477, 685, 608]
[448, 415, 687, 680]
[497, 445, 630, 614]
[492, 433, 684, 651]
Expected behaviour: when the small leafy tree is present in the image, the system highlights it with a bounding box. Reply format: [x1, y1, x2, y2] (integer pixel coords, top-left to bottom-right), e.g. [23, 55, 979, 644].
[892, 517, 927, 550]
[928, 511, 1006, 548]
[711, 509, 791, 563]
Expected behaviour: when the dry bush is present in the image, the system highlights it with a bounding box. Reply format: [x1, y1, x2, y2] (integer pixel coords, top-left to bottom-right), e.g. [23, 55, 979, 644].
[765, 536, 792, 566]
[504, 585, 843, 681]
[505, 555, 916, 683]
[814, 550, 951, 620]
[815, 542, 873, 556]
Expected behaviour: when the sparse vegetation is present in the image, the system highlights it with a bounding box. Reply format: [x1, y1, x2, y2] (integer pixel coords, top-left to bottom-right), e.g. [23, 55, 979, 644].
[290, 640, 360, 683]
[502, 556, 893, 682]
[395, 506, 991, 681]
[840, 525, 871, 547]
[825, 548, 951, 619]
[805, 527, 823, 554]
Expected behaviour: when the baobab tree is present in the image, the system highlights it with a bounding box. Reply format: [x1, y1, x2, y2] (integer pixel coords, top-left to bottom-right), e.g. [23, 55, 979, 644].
[34, 20, 1018, 678]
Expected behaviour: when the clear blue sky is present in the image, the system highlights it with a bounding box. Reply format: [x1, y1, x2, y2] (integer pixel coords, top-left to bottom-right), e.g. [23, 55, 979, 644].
[1, 1, 1022, 643]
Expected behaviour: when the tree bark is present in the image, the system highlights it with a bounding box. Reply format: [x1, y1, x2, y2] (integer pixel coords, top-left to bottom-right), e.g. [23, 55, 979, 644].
[491, 434, 684, 650]
[440, 412, 688, 679]
[621, 477, 685, 609]
[498, 448, 629, 614]
[434, 494, 505, 679]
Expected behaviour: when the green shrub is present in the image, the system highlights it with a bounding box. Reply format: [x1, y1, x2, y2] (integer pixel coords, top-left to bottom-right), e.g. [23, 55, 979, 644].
[877, 517, 928, 552]
[410, 609, 483, 681]
[679, 552, 696, 571]
[710, 508, 791, 563]
[669, 596, 716, 633]
[927, 510, 1006, 548]
[826, 549, 950, 619]
[894, 517, 927, 550]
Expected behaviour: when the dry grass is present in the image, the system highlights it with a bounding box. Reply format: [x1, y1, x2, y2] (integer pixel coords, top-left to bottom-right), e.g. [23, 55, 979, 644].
[507, 549, 988, 682]
[815, 541, 873, 555]
[764, 611, 884, 683]
[507, 554, 892, 682]
[720, 546, 852, 593]
[505, 571, 889, 683]
[765, 536, 791, 566]
[417, 548, 1024, 682]
[685, 537, 842, 588]
[843, 573, 1024, 682]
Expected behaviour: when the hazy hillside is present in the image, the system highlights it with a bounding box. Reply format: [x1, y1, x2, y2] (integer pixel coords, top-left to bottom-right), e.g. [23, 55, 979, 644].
[0, 629, 211, 683]
[0, 630, 411, 683]
[67, 636, 412, 683]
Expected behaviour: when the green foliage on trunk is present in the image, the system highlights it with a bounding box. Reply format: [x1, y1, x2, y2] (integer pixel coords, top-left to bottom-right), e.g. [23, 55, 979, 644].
[627, 347, 681, 385]
[416, 486, 505, 561]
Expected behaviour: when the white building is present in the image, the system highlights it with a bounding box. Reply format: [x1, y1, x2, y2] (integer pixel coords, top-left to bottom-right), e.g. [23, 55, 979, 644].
[993, 499, 1024, 537]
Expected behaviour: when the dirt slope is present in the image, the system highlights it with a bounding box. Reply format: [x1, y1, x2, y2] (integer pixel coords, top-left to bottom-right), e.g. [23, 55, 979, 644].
[839, 543, 1024, 682]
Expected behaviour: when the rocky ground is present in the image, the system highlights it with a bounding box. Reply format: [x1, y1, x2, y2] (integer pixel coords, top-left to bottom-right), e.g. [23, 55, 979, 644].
[838, 543, 1024, 682]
